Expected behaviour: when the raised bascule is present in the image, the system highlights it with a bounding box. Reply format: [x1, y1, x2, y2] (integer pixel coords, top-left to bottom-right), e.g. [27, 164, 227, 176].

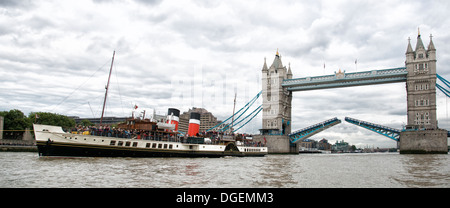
[251, 30, 448, 154]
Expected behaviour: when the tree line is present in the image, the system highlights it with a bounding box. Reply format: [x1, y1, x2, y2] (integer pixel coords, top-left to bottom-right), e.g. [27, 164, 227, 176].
[0, 109, 76, 139]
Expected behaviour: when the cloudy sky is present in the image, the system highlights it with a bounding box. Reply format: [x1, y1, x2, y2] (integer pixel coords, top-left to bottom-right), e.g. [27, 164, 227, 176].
[1, 0, 450, 148]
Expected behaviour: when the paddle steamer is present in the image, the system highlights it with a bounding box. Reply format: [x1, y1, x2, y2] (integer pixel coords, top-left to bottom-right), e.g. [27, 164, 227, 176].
[34, 51, 267, 157]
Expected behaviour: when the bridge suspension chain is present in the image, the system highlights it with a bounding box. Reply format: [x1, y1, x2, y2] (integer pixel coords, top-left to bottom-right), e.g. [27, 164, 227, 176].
[206, 91, 262, 132]
[232, 105, 262, 132]
[437, 74, 450, 98]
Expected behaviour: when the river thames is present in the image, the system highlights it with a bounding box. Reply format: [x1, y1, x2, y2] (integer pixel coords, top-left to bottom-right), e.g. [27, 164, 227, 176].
[0, 152, 448, 188]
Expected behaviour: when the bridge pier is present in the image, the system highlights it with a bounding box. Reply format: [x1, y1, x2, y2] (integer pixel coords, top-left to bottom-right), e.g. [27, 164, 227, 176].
[253, 135, 298, 154]
[399, 129, 448, 154]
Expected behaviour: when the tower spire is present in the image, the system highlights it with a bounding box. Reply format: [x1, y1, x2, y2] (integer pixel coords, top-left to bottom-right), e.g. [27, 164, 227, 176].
[415, 28, 425, 51]
[406, 37, 413, 54]
[428, 34, 436, 51]
[287, 62, 292, 79]
[262, 57, 268, 71]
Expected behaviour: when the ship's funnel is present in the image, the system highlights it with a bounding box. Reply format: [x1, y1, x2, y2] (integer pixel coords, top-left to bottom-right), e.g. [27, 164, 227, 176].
[187, 112, 200, 137]
[167, 108, 180, 131]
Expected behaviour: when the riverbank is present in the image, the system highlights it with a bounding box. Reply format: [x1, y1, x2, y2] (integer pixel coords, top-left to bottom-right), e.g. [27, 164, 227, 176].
[0, 145, 37, 152]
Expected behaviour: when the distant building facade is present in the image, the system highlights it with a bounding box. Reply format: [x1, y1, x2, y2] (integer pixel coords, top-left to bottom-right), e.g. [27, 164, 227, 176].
[332, 140, 351, 152]
[178, 107, 232, 134]
[298, 138, 332, 151]
[318, 138, 331, 150]
[70, 116, 128, 125]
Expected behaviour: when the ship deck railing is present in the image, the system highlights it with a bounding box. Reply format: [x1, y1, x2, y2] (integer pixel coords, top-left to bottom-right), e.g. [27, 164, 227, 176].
[66, 130, 266, 147]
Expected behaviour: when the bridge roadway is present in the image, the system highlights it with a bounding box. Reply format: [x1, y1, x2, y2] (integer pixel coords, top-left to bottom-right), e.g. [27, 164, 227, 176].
[288, 116, 448, 145]
[282, 67, 407, 91]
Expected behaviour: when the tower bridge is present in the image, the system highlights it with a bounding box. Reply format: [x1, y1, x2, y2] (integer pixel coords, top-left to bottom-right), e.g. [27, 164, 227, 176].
[252, 31, 448, 154]
[282, 67, 408, 91]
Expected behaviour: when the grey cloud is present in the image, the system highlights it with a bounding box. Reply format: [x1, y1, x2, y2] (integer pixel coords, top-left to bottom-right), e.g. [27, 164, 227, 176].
[133, 0, 163, 6]
[0, 0, 34, 8]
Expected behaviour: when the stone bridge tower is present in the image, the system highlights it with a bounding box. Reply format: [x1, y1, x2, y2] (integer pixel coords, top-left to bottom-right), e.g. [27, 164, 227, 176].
[401, 30, 448, 154]
[405, 30, 437, 129]
[260, 50, 292, 135]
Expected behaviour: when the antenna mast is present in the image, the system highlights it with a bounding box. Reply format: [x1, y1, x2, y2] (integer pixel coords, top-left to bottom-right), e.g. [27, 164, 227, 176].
[100, 51, 115, 126]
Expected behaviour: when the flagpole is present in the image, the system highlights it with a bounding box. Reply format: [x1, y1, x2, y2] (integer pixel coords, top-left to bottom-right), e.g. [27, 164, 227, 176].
[323, 62, 326, 74]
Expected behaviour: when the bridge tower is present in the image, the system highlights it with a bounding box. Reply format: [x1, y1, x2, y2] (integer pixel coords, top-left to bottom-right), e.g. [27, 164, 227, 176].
[405, 30, 437, 129]
[254, 50, 296, 154]
[260, 50, 292, 135]
[401, 30, 448, 154]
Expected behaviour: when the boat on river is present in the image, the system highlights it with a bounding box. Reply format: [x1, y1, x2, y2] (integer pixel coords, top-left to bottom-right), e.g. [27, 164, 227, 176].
[33, 51, 267, 157]
[33, 117, 268, 158]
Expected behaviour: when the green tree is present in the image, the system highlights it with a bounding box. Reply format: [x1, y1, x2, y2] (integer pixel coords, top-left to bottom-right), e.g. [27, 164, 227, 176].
[0, 109, 31, 131]
[80, 119, 94, 127]
[29, 112, 76, 129]
[0, 109, 32, 140]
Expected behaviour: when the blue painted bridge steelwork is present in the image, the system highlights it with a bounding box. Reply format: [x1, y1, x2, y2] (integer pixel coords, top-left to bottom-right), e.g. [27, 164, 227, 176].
[289, 117, 341, 143]
[282, 67, 407, 91]
[345, 117, 400, 142]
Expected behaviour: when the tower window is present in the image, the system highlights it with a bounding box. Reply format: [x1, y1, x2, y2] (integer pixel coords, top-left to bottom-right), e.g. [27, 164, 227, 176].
[418, 53, 424, 59]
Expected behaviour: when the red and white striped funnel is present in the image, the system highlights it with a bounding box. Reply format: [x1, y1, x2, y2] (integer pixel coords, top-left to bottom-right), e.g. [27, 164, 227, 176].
[167, 108, 180, 131]
[187, 112, 200, 137]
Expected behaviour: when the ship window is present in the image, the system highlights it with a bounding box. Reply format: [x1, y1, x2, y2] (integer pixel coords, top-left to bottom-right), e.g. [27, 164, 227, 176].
[158, 144, 162, 148]
[110, 140, 116, 145]
[125, 141, 131, 147]
[118, 141, 123, 146]
[146, 143, 151, 148]
[169, 144, 173, 149]
[132, 142, 138, 147]
[164, 144, 168, 149]
[152, 143, 157, 148]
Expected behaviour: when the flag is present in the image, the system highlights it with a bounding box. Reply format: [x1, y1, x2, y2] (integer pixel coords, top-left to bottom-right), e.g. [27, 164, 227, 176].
[134, 104, 138, 110]
[355, 59, 357, 64]
[263, 137, 267, 144]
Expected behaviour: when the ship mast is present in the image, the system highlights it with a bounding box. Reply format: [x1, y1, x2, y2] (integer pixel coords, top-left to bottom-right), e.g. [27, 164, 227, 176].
[230, 92, 237, 133]
[100, 51, 115, 126]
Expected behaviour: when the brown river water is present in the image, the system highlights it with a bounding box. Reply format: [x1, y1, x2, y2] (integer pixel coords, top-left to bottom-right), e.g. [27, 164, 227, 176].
[1, 152, 448, 188]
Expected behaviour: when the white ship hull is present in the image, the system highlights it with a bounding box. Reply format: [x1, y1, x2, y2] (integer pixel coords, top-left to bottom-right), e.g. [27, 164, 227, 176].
[33, 124, 268, 157]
